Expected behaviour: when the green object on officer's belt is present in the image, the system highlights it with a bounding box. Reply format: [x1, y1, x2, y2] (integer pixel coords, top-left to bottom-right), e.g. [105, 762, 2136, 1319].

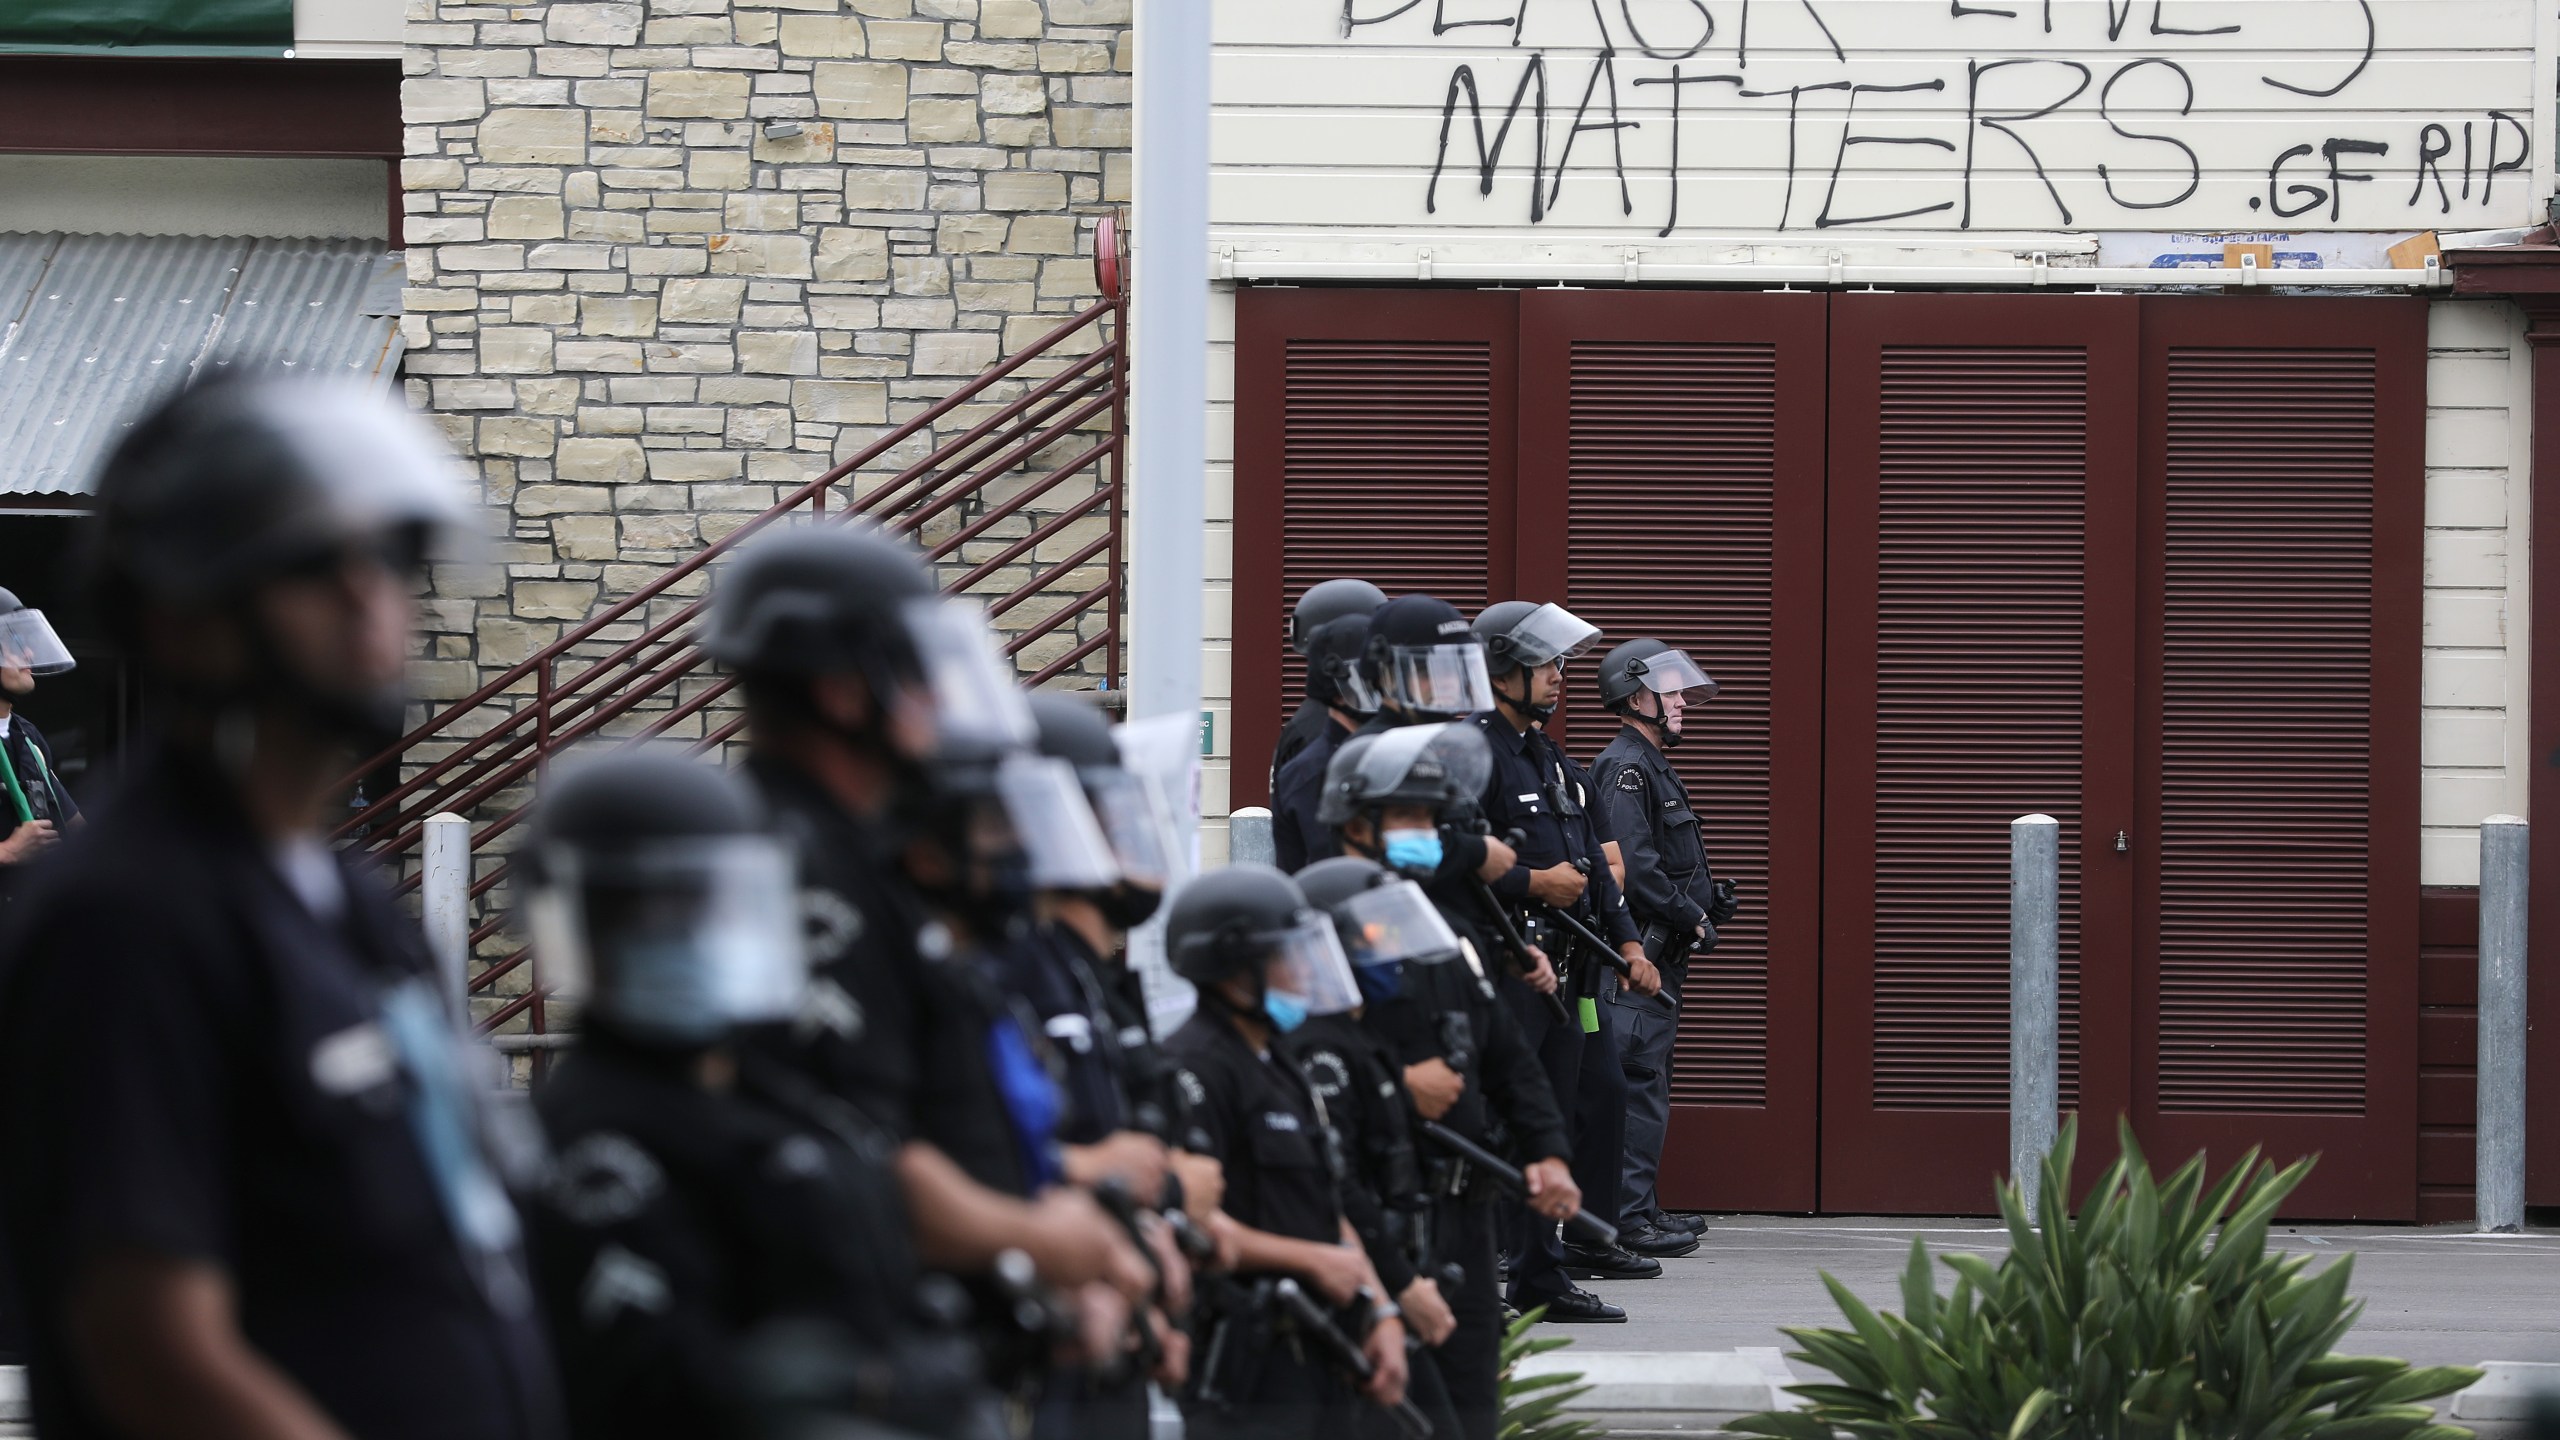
[1578, 997, 1599, 1034]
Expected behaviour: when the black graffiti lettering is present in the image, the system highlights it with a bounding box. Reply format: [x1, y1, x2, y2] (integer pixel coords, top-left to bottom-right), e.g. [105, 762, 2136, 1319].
[1951, 0, 2018, 17]
[1342, 0, 1426, 35]
[1551, 5, 1641, 214]
[1818, 81, 1957, 228]
[2319, 137, 2387, 222]
[2462, 121, 2475, 199]
[2266, 143, 2324, 218]
[2096, 59, 2199, 210]
[1962, 57, 2092, 228]
[2105, 0, 2138, 40]
[2411, 123, 2453, 214]
[1633, 67, 1745, 236]
[1435, 0, 1521, 33]
[1736, 0, 1845, 68]
[2484, 110, 2531, 204]
[1427, 58, 1552, 220]
[2150, 0, 2238, 37]
[1617, 0, 1713, 59]
[2262, 0, 2372, 99]
[1741, 79, 1851, 228]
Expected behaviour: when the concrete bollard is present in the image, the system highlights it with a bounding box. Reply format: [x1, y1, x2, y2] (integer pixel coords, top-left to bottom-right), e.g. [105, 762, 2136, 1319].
[2478, 816, 2528, 1234]
[1228, 807, 1276, 868]
[421, 813, 472, 1026]
[2011, 815, 2060, 1216]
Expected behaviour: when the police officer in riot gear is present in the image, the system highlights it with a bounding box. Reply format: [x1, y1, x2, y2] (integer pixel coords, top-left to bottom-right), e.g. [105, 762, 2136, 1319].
[0, 375, 563, 1440]
[1003, 691, 1207, 1439]
[1284, 856, 1466, 1440]
[1467, 601, 1666, 1296]
[0, 587, 80, 889]
[1362, 595, 1499, 731]
[1271, 578, 1387, 790]
[1271, 612, 1379, 873]
[1164, 865, 1408, 1438]
[1317, 725, 1595, 1423]
[704, 527, 1151, 1346]
[519, 751, 1005, 1440]
[1590, 642, 1731, 1256]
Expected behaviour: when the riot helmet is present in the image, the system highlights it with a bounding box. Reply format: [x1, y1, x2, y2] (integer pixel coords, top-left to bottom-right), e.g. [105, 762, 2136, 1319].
[1163, 864, 1359, 1033]
[523, 751, 806, 1051]
[1475, 600, 1600, 723]
[1289, 578, 1386, 653]
[1295, 855, 1461, 1007]
[1301, 612, 1381, 716]
[0, 588, 73, 680]
[1364, 594, 1495, 720]
[706, 525, 1034, 760]
[1029, 692, 1177, 923]
[1315, 722, 1493, 828]
[1595, 639, 1717, 751]
[87, 375, 478, 748]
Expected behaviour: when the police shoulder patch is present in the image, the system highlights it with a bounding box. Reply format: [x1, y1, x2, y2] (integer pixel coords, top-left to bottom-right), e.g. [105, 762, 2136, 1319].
[1617, 768, 1645, 792]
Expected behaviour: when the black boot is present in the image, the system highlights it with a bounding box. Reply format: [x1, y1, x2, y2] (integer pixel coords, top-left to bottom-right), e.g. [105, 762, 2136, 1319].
[1532, 1287, 1628, 1323]
[1621, 1220, 1701, 1258]
[1563, 1242, 1663, 1281]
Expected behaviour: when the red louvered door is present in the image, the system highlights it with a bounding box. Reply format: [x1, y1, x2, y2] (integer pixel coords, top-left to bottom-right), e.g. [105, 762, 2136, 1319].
[1516, 290, 1827, 1212]
[1232, 290, 1520, 805]
[2133, 299, 2422, 1219]
[1821, 295, 2139, 1214]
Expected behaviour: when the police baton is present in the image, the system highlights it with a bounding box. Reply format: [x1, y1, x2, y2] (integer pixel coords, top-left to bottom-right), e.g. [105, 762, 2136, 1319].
[1415, 1120, 1618, 1250]
[1268, 1279, 1435, 1440]
[1463, 870, 1572, 1026]
[1533, 897, 1634, 980]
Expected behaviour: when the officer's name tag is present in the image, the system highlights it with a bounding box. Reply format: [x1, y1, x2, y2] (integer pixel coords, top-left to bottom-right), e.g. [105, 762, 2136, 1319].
[1261, 1111, 1302, 1133]
[309, 1021, 398, 1097]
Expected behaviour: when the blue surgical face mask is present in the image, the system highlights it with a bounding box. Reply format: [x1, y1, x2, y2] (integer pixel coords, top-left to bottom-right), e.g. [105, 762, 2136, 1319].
[1382, 828, 1443, 876]
[1263, 989, 1312, 1034]
[1353, 961, 1403, 1006]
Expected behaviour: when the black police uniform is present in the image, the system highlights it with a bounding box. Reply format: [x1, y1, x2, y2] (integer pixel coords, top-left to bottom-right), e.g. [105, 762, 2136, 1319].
[1167, 1011, 1355, 1439]
[1271, 713, 1352, 873]
[1360, 894, 1568, 1440]
[1282, 1014, 1463, 1440]
[1271, 697, 1332, 796]
[744, 755, 1046, 1198]
[999, 923, 1135, 1145]
[0, 713, 75, 904]
[0, 748, 561, 1440]
[529, 1033, 972, 1440]
[1470, 714, 1639, 1290]
[994, 922, 1157, 1440]
[1590, 723, 1729, 1230]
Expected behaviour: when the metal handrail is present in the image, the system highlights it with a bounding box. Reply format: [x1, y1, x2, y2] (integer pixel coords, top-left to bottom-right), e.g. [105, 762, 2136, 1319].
[357, 216, 1130, 1037]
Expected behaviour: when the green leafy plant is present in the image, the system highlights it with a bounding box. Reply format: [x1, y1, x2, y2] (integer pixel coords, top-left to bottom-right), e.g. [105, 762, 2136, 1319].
[1499, 1305, 1606, 1440]
[1734, 1118, 2479, 1440]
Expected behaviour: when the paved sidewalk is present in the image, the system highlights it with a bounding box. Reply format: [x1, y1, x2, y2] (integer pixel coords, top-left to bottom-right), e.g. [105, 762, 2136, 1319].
[1533, 1216, 2560, 1367]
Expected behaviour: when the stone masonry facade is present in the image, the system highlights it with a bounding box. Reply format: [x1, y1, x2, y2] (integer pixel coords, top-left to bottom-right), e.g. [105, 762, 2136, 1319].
[396, 0, 1131, 1034]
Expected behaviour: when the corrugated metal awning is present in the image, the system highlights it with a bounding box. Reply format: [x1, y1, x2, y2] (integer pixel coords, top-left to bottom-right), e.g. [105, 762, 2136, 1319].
[0, 234, 405, 496]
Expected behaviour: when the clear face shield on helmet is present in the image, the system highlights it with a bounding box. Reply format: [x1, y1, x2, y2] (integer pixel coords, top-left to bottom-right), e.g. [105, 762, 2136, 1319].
[900, 598, 1037, 757]
[1257, 909, 1365, 1021]
[1632, 649, 1717, 724]
[990, 752, 1123, 892]
[1352, 722, 1495, 813]
[1318, 651, 1383, 715]
[1333, 879, 1464, 970]
[1085, 766, 1179, 891]
[1379, 641, 1496, 718]
[0, 609, 74, 676]
[528, 835, 807, 1048]
[1501, 603, 1603, 670]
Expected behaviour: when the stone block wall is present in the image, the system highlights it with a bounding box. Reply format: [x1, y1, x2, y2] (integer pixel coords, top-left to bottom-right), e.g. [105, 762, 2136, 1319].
[395, 0, 1131, 1036]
